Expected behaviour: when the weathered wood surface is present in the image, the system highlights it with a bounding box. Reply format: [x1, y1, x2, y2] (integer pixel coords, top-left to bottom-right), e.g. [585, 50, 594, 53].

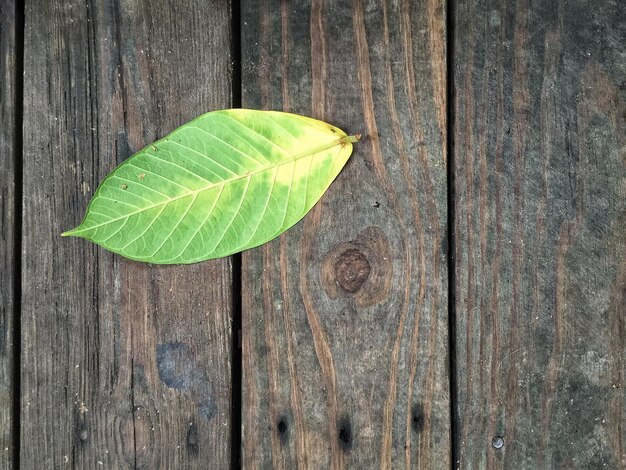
[241, 0, 449, 468]
[6, 0, 625, 467]
[0, 0, 17, 467]
[453, 0, 625, 468]
[21, 1, 233, 468]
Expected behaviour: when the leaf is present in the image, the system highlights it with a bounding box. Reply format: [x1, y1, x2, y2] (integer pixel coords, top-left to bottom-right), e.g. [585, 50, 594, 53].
[62, 109, 360, 264]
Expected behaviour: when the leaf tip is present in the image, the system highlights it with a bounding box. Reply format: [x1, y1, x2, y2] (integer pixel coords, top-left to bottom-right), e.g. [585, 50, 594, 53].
[61, 228, 77, 237]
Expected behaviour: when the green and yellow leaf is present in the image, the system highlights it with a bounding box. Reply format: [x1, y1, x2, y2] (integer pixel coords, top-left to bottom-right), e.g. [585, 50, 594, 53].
[62, 109, 359, 264]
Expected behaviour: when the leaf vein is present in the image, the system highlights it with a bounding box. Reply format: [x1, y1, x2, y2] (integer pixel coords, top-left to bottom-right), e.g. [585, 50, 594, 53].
[208, 174, 252, 256]
[217, 113, 293, 156]
[123, 162, 192, 192]
[188, 125, 266, 168]
[172, 184, 226, 261]
[71, 138, 345, 235]
[164, 140, 238, 177]
[120, 204, 168, 251]
[101, 217, 130, 243]
[145, 193, 199, 259]
[144, 151, 213, 184]
[239, 166, 279, 249]
[278, 159, 296, 231]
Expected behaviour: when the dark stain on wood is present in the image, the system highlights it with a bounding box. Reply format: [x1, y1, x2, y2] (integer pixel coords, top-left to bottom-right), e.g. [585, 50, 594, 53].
[155, 341, 218, 420]
[197, 397, 218, 421]
[156, 342, 194, 390]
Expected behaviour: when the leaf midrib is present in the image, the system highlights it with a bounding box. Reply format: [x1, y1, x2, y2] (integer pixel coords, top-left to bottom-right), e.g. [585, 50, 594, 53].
[63, 136, 351, 236]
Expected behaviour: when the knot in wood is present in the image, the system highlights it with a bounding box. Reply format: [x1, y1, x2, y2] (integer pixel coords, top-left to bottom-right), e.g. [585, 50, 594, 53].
[334, 249, 371, 293]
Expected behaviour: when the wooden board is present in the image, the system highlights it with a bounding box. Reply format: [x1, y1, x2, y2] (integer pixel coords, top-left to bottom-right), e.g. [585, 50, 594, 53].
[241, 0, 449, 468]
[0, 0, 17, 468]
[21, 1, 233, 468]
[453, 0, 625, 468]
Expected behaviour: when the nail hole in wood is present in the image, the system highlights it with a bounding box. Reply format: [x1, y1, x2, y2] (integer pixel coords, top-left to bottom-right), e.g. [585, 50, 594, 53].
[338, 417, 352, 451]
[412, 403, 424, 434]
[277, 417, 288, 443]
[187, 421, 199, 455]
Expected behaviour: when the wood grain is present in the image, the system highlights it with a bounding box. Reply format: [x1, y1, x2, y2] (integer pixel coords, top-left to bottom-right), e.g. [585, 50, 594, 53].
[21, 1, 233, 467]
[453, 0, 625, 468]
[0, 0, 17, 468]
[241, 0, 449, 468]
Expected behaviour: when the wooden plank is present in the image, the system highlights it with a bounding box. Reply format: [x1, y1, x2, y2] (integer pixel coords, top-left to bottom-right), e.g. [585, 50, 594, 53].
[21, 1, 233, 467]
[0, 0, 17, 467]
[453, 0, 625, 468]
[241, 0, 449, 468]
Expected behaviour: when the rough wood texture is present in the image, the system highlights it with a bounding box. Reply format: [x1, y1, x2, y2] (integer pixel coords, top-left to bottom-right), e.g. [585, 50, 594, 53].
[453, 0, 625, 468]
[21, 1, 233, 468]
[241, 0, 449, 468]
[0, 0, 16, 467]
